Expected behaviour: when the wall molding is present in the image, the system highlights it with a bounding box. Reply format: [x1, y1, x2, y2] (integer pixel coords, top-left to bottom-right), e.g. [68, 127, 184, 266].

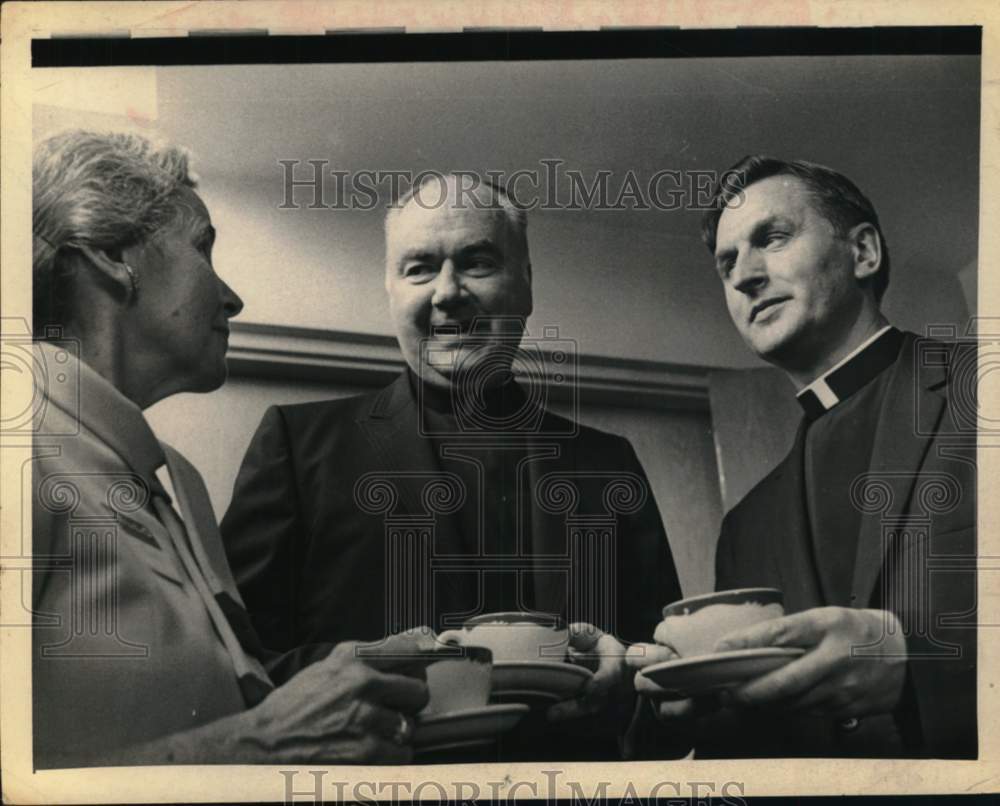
[227, 321, 710, 411]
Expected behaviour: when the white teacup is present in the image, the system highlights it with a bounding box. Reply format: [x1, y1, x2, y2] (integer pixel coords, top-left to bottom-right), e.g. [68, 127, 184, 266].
[659, 588, 785, 658]
[421, 645, 494, 715]
[439, 611, 568, 663]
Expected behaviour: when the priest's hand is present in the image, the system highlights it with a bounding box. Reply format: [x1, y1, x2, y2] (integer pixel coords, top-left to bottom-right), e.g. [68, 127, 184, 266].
[625, 642, 698, 723]
[714, 606, 907, 719]
[546, 623, 631, 726]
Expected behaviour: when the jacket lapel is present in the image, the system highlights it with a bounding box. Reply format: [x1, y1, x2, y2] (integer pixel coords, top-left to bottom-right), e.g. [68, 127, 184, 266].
[160, 443, 245, 602]
[850, 333, 948, 606]
[356, 374, 468, 610]
[357, 376, 431, 515]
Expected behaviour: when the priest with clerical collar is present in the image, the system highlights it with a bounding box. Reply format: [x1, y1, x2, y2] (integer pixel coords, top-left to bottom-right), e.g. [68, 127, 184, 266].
[221, 174, 682, 762]
[798, 325, 905, 609]
[629, 156, 976, 759]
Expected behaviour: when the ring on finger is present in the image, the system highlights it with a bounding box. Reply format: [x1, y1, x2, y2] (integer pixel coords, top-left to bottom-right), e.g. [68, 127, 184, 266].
[392, 713, 412, 745]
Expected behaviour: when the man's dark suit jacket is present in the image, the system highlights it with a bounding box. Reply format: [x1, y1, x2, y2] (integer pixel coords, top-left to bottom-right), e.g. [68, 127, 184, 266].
[707, 332, 976, 758]
[220, 373, 680, 655]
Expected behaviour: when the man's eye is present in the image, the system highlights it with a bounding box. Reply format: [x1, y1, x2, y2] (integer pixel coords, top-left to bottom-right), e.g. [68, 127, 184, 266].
[464, 258, 498, 276]
[765, 232, 788, 246]
[403, 264, 435, 280]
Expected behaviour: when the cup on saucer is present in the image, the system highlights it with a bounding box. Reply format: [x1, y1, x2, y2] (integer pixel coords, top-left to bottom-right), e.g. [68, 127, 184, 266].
[421, 644, 494, 715]
[438, 611, 568, 662]
[659, 588, 785, 658]
[639, 589, 803, 698]
[415, 645, 531, 754]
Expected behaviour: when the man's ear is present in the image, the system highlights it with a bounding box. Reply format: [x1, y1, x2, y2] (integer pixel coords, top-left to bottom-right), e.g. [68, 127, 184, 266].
[849, 222, 882, 283]
[75, 245, 137, 301]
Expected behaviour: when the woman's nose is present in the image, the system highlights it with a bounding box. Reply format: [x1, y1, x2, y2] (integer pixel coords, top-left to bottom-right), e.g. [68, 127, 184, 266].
[220, 278, 244, 318]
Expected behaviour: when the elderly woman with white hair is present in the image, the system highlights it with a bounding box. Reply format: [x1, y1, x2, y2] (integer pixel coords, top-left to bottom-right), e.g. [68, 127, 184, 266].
[31, 129, 427, 767]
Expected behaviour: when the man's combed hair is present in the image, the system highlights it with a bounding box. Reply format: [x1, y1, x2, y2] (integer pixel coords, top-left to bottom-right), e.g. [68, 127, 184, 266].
[32, 129, 197, 332]
[700, 155, 891, 303]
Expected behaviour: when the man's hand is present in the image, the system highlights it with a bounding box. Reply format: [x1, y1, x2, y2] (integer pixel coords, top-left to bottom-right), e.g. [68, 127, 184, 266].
[625, 642, 697, 723]
[715, 606, 907, 719]
[546, 623, 630, 723]
[242, 640, 430, 763]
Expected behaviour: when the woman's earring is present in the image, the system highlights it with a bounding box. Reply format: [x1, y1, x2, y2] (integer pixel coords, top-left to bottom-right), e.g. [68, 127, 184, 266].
[123, 262, 140, 298]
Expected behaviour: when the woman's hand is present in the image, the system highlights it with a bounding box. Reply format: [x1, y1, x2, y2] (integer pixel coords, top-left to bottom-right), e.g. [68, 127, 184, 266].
[237, 639, 430, 763]
[116, 637, 430, 766]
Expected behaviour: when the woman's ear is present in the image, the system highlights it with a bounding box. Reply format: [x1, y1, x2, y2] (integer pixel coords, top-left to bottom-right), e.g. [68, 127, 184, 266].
[522, 261, 534, 318]
[849, 222, 882, 283]
[75, 245, 139, 302]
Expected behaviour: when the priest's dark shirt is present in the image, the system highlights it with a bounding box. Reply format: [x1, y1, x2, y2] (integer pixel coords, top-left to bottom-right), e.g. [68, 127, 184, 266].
[802, 358, 895, 606]
[411, 371, 627, 762]
[412, 370, 540, 620]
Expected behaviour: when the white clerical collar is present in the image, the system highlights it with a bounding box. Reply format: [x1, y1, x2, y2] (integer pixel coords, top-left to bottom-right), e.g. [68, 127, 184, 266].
[795, 326, 901, 420]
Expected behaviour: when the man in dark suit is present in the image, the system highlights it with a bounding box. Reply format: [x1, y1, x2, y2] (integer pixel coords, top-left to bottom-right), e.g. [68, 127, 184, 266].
[628, 156, 976, 758]
[221, 174, 682, 758]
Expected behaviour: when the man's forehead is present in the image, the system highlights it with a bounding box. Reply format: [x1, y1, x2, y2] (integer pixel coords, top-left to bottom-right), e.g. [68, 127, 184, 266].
[389, 200, 508, 249]
[717, 175, 810, 238]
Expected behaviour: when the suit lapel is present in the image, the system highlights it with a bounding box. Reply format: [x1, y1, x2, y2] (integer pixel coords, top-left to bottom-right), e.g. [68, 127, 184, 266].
[850, 333, 948, 606]
[160, 443, 245, 602]
[356, 374, 467, 607]
[159, 444, 273, 695]
[357, 376, 431, 515]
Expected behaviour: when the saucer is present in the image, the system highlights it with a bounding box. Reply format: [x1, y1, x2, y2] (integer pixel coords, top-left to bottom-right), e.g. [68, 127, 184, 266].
[638, 648, 806, 698]
[414, 703, 530, 754]
[490, 661, 593, 706]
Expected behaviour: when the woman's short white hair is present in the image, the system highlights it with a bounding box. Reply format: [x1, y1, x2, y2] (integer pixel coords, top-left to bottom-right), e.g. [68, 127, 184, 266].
[32, 128, 197, 330]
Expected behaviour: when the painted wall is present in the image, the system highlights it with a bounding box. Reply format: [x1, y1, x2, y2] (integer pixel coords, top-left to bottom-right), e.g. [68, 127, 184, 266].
[34, 54, 979, 371]
[36, 52, 980, 604]
[148, 378, 722, 597]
